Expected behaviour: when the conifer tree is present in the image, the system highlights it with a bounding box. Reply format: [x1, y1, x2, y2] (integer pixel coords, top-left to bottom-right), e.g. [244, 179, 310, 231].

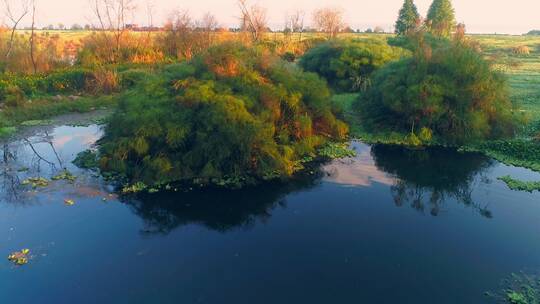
[395, 0, 420, 35]
[426, 0, 456, 37]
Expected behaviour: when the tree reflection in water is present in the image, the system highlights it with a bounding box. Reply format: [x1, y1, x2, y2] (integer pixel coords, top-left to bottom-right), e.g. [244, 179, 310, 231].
[126, 172, 323, 234]
[371, 145, 495, 218]
[1, 133, 60, 204]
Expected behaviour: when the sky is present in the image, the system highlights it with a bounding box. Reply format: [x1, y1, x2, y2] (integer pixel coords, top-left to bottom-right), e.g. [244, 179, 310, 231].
[6, 0, 540, 34]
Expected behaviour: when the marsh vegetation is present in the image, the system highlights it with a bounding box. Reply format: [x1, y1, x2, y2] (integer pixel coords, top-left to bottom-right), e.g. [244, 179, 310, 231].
[1, 0, 540, 302]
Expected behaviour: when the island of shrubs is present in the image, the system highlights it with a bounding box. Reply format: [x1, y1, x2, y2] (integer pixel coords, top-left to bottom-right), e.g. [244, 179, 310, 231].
[357, 32, 517, 145]
[96, 42, 348, 189]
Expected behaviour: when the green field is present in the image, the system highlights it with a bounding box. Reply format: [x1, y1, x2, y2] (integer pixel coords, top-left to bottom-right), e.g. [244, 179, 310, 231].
[474, 35, 540, 135]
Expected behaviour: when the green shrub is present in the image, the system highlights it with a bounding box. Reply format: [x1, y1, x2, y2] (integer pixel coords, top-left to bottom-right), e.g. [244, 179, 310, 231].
[119, 69, 154, 89]
[358, 36, 517, 145]
[38, 68, 91, 94]
[97, 42, 348, 188]
[299, 39, 407, 92]
[281, 51, 296, 62]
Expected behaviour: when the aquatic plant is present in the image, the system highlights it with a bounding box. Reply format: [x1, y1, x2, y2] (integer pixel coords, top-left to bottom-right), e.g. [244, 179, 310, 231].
[52, 170, 77, 182]
[73, 150, 100, 170]
[7, 249, 30, 266]
[317, 142, 356, 159]
[0, 126, 16, 138]
[122, 182, 149, 194]
[498, 176, 540, 193]
[21, 177, 49, 188]
[466, 140, 540, 172]
[488, 272, 540, 304]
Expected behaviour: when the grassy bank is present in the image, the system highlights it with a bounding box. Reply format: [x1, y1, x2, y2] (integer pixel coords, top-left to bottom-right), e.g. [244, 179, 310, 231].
[0, 95, 117, 138]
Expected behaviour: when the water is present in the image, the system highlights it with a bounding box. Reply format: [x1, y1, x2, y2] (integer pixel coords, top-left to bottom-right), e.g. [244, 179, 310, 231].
[1, 120, 540, 304]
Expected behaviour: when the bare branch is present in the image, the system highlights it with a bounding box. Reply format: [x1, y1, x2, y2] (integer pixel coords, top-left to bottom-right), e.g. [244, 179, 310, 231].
[238, 0, 267, 42]
[312, 7, 346, 39]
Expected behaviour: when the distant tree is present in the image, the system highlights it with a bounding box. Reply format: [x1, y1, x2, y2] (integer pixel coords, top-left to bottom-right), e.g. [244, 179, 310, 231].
[199, 12, 219, 46]
[71, 23, 83, 30]
[342, 26, 355, 33]
[285, 10, 305, 41]
[374, 26, 385, 33]
[238, 0, 267, 42]
[426, 0, 456, 37]
[312, 7, 345, 39]
[57, 23, 65, 30]
[365, 28, 373, 33]
[395, 0, 420, 35]
[90, 0, 137, 62]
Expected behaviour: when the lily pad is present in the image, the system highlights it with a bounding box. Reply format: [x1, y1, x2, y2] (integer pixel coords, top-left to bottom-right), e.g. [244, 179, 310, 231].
[22, 177, 49, 188]
[7, 249, 30, 266]
[52, 170, 77, 182]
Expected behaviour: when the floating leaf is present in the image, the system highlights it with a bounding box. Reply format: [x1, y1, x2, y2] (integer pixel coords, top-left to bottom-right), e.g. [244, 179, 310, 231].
[52, 170, 77, 182]
[7, 249, 30, 266]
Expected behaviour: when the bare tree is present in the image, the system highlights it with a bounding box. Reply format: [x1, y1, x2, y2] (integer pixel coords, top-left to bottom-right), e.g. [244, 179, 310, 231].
[89, 0, 137, 62]
[238, 0, 267, 42]
[145, 0, 155, 28]
[161, 10, 199, 60]
[199, 12, 219, 46]
[3, 0, 30, 59]
[312, 7, 346, 39]
[29, 0, 37, 73]
[286, 10, 305, 41]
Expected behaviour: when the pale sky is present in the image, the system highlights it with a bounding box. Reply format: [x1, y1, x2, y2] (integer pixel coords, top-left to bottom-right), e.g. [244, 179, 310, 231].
[7, 0, 540, 34]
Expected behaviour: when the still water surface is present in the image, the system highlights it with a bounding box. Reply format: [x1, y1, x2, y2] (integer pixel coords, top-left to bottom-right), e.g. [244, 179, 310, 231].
[1, 120, 539, 304]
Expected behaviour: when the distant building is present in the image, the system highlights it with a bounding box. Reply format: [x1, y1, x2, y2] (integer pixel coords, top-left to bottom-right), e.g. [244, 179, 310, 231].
[125, 24, 139, 30]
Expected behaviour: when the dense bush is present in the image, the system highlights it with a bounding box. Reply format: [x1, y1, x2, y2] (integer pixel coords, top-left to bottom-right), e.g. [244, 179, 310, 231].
[299, 39, 407, 92]
[358, 37, 517, 145]
[97, 42, 348, 188]
[38, 69, 91, 93]
[119, 69, 155, 89]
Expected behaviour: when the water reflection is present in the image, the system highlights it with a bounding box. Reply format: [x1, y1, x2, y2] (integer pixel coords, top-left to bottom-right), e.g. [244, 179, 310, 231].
[127, 173, 322, 234]
[0, 124, 102, 204]
[322, 143, 395, 187]
[371, 145, 495, 218]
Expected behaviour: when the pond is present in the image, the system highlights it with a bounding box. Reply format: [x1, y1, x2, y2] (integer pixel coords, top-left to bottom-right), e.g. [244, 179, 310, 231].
[1, 117, 540, 303]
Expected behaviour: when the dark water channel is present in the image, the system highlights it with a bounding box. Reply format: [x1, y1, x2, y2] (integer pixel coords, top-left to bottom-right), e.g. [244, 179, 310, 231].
[1, 118, 539, 303]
